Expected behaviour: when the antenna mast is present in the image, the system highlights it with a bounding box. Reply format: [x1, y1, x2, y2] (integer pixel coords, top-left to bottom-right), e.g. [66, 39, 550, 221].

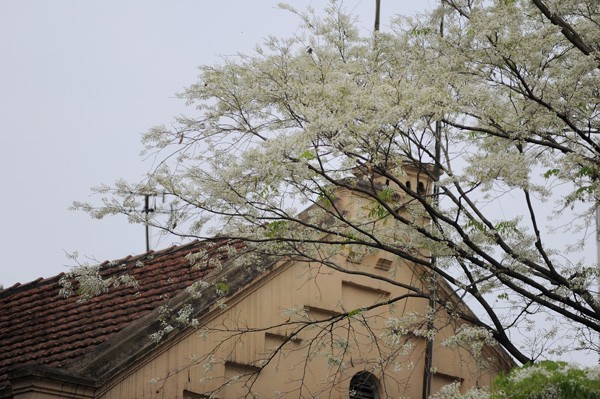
[596, 207, 600, 363]
[374, 0, 381, 32]
[143, 194, 154, 252]
[423, 4, 444, 398]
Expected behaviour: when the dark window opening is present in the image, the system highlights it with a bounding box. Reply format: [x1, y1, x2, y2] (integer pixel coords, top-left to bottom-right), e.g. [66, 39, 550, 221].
[406, 181, 411, 190]
[417, 181, 425, 195]
[349, 371, 380, 399]
[183, 390, 210, 399]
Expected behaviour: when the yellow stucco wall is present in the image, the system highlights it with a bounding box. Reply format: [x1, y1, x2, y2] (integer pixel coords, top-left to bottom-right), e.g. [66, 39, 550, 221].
[97, 250, 510, 399]
[97, 170, 511, 398]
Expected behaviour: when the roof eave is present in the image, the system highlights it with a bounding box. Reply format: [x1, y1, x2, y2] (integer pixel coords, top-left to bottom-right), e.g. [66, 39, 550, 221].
[1, 364, 96, 399]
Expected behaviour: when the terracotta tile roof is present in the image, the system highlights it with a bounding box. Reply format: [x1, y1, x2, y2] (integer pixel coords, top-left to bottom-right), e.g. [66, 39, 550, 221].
[0, 240, 228, 389]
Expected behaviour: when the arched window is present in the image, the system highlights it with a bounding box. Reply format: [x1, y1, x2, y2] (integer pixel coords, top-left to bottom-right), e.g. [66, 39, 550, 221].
[349, 371, 380, 399]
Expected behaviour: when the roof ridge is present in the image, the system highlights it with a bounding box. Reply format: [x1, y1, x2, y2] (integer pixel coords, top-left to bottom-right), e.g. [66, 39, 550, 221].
[0, 240, 204, 299]
[0, 274, 65, 299]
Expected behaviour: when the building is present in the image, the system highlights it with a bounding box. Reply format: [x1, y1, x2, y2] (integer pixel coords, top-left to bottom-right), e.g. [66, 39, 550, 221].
[0, 169, 514, 398]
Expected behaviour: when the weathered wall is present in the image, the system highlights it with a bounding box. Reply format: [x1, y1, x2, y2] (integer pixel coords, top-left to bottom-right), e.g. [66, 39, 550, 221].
[97, 250, 509, 399]
[98, 170, 511, 398]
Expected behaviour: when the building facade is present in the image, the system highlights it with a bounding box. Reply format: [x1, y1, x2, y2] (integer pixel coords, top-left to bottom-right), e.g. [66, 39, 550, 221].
[0, 168, 514, 398]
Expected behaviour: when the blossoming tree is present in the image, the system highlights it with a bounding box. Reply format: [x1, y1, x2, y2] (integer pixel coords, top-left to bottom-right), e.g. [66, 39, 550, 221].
[75, 0, 600, 374]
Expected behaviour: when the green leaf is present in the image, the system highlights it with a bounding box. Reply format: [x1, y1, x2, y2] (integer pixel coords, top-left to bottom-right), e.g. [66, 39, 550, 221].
[265, 220, 289, 239]
[299, 150, 316, 161]
[410, 26, 433, 36]
[465, 219, 486, 234]
[577, 165, 594, 178]
[378, 186, 395, 202]
[575, 186, 592, 196]
[543, 168, 560, 179]
[495, 220, 523, 238]
[497, 293, 509, 300]
[214, 281, 230, 295]
[368, 203, 388, 218]
[317, 189, 335, 208]
[343, 232, 358, 242]
[492, 361, 600, 399]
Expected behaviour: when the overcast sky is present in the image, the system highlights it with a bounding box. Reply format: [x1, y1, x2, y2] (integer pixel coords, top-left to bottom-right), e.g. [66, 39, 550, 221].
[0, 1, 433, 288]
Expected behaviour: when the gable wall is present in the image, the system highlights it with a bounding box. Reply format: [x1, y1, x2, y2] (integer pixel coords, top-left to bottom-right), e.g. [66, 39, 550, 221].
[97, 251, 510, 399]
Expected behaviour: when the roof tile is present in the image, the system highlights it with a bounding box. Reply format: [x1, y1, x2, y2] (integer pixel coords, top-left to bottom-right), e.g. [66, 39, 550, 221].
[0, 240, 229, 388]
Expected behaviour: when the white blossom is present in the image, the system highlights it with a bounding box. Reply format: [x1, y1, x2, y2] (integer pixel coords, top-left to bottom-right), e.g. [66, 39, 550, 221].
[74, 0, 600, 368]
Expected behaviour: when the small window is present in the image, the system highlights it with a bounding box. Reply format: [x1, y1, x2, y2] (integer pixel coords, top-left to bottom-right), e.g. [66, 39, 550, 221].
[405, 181, 412, 190]
[417, 181, 425, 195]
[183, 390, 210, 399]
[374, 257, 392, 271]
[349, 371, 380, 399]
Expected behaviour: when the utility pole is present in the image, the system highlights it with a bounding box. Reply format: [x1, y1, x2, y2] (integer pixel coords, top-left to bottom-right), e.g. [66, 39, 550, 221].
[596, 207, 600, 363]
[422, 120, 443, 399]
[374, 0, 381, 32]
[423, 5, 445, 398]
